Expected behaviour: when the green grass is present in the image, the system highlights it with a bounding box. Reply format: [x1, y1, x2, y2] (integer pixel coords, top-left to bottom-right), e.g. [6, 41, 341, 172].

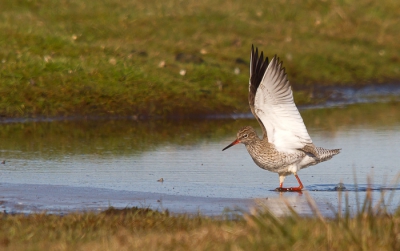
[1, 191, 400, 250]
[1, 0, 400, 118]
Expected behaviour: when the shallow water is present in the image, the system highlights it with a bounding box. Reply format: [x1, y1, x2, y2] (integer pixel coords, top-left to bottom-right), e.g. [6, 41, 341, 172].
[1, 103, 400, 216]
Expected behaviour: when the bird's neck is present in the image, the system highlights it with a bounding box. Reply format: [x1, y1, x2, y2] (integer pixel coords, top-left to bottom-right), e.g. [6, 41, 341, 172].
[243, 137, 262, 146]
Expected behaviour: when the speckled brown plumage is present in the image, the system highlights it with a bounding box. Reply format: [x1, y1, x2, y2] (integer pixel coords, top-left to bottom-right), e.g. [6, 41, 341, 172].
[237, 126, 340, 174]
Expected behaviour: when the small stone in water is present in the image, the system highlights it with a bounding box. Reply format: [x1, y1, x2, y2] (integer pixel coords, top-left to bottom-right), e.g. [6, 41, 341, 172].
[334, 182, 346, 191]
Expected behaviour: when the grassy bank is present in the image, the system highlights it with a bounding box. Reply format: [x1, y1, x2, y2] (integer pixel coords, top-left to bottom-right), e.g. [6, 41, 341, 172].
[1, 199, 400, 250]
[1, 0, 400, 118]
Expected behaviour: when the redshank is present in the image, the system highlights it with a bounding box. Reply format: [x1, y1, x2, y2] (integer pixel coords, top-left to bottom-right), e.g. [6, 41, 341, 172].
[222, 45, 340, 192]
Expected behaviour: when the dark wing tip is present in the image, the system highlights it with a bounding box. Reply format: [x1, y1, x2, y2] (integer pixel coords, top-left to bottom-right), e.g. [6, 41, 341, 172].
[249, 46, 269, 101]
[249, 45, 270, 139]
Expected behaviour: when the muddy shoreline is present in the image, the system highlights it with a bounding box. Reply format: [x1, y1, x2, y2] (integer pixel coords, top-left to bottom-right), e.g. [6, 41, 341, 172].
[1, 83, 400, 124]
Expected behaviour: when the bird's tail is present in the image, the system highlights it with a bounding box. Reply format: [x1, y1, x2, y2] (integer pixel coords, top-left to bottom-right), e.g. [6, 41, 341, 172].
[315, 147, 341, 161]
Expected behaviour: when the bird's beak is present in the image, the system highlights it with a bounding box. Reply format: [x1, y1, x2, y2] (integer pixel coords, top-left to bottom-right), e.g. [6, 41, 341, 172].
[222, 139, 240, 151]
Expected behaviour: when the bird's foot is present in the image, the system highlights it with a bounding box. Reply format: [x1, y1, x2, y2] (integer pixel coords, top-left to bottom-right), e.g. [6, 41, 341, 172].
[275, 186, 303, 192]
[276, 175, 304, 193]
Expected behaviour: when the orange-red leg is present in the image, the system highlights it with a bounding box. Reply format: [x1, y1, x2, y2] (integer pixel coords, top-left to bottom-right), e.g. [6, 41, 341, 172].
[275, 174, 304, 192]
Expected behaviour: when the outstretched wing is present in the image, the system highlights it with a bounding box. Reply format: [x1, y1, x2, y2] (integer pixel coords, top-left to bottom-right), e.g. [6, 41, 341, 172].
[250, 47, 313, 153]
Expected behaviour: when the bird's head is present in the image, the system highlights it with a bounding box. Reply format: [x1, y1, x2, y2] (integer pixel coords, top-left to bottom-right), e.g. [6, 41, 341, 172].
[222, 126, 258, 151]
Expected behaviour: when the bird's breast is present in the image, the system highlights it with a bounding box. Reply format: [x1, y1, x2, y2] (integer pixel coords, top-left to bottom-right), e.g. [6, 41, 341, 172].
[245, 141, 305, 173]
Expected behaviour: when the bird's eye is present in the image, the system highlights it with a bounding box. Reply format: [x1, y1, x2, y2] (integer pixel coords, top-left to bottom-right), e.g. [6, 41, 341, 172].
[243, 134, 248, 138]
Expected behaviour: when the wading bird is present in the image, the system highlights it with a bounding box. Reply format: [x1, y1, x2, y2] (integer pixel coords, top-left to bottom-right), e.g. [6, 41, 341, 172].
[222, 46, 340, 191]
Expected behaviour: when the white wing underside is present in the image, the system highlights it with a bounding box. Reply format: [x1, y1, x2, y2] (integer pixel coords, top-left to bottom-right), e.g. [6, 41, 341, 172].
[252, 57, 312, 153]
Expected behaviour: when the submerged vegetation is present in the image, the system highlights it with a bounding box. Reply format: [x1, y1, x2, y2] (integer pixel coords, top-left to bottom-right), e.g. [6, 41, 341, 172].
[1, 0, 400, 118]
[1, 191, 400, 250]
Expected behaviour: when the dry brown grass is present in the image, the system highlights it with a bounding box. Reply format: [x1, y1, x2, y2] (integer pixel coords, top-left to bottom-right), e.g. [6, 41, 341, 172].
[1, 195, 400, 251]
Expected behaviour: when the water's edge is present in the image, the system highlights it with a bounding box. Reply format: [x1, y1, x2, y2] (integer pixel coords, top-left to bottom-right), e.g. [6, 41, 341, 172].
[0, 183, 254, 216]
[1, 83, 400, 124]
